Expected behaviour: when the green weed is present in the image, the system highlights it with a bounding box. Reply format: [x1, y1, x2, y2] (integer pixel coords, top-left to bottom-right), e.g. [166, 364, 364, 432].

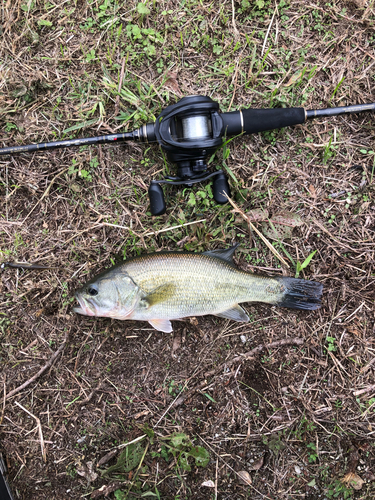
[295, 250, 317, 278]
[103, 430, 210, 499]
[325, 336, 337, 353]
[326, 479, 353, 499]
[262, 433, 286, 456]
[306, 443, 318, 463]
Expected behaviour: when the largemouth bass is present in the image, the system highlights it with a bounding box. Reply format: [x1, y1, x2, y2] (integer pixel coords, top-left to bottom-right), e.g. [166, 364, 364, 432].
[73, 245, 323, 333]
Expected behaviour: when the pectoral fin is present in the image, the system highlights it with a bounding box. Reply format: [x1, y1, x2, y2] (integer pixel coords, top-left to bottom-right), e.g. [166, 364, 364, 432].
[215, 304, 249, 322]
[149, 319, 173, 333]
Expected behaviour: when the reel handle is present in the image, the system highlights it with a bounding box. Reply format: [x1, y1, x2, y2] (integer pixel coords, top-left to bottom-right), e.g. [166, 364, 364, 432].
[213, 171, 231, 203]
[148, 170, 230, 216]
[148, 181, 166, 216]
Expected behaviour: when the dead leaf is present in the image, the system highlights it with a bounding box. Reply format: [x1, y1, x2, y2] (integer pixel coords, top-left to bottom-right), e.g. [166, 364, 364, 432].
[91, 482, 127, 499]
[360, 201, 370, 213]
[341, 472, 364, 490]
[172, 333, 181, 355]
[347, 327, 360, 336]
[272, 211, 303, 228]
[201, 480, 215, 487]
[34, 308, 45, 318]
[308, 184, 317, 198]
[133, 409, 150, 419]
[70, 182, 82, 193]
[164, 72, 182, 96]
[189, 317, 199, 326]
[98, 450, 118, 467]
[285, 71, 303, 87]
[76, 461, 98, 483]
[177, 235, 191, 247]
[246, 208, 269, 223]
[238, 470, 252, 485]
[352, 0, 366, 7]
[364, 470, 375, 481]
[356, 442, 370, 452]
[262, 211, 303, 241]
[248, 455, 264, 471]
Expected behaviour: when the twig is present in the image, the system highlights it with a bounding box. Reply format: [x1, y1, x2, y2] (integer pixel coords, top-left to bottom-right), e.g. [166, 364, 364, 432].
[230, 0, 239, 38]
[224, 193, 290, 268]
[344, 302, 365, 322]
[262, 5, 277, 56]
[143, 219, 206, 237]
[223, 337, 304, 370]
[6, 337, 67, 400]
[115, 55, 127, 117]
[80, 382, 103, 405]
[353, 384, 375, 397]
[215, 457, 218, 500]
[117, 434, 147, 450]
[227, 59, 240, 112]
[0, 376, 5, 425]
[15, 401, 46, 462]
[22, 168, 69, 224]
[0, 220, 22, 225]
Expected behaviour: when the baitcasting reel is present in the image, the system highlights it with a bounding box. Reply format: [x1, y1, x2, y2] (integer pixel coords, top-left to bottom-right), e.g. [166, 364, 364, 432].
[0, 95, 374, 215]
[148, 95, 232, 215]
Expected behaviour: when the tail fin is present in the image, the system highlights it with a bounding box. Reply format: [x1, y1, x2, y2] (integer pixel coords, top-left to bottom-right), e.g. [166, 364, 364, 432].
[275, 277, 323, 311]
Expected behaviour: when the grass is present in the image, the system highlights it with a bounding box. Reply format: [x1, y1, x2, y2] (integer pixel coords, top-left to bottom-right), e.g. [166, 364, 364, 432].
[0, 0, 375, 499]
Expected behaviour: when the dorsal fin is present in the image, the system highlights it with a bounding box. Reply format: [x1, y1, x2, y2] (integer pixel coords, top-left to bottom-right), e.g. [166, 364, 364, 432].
[203, 243, 240, 267]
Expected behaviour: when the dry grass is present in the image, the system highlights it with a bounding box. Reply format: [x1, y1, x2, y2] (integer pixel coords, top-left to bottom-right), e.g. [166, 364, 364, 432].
[0, 0, 375, 499]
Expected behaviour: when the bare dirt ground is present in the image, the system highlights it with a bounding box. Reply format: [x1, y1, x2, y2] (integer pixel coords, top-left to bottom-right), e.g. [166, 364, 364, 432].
[0, 0, 374, 499]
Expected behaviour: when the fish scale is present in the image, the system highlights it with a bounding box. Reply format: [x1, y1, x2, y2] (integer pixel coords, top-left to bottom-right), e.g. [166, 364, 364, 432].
[123, 253, 278, 319]
[73, 246, 323, 333]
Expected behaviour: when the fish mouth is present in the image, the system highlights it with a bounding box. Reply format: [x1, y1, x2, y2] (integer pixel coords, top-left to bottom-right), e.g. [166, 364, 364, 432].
[73, 294, 96, 316]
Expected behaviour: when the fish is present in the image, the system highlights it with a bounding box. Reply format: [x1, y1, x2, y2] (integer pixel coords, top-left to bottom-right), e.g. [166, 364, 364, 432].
[73, 244, 323, 333]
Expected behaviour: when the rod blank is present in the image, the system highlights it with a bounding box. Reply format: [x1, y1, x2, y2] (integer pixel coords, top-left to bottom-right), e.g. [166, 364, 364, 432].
[306, 102, 375, 120]
[0, 131, 134, 156]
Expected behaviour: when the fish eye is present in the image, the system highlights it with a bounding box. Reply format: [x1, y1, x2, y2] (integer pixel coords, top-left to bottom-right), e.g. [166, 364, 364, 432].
[88, 286, 98, 296]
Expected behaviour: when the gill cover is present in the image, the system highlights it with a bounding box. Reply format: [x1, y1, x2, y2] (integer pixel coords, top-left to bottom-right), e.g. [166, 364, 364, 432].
[74, 272, 141, 319]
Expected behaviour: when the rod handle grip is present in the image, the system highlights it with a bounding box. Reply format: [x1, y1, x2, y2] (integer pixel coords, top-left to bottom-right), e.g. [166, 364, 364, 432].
[222, 107, 306, 136]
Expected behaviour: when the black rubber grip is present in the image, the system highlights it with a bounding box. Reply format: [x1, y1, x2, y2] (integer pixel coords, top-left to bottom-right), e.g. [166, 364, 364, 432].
[222, 107, 306, 136]
[242, 107, 306, 134]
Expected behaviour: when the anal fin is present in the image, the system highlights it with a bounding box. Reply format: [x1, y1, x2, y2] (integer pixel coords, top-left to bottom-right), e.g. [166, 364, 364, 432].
[215, 304, 249, 322]
[149, 319, 173, 333]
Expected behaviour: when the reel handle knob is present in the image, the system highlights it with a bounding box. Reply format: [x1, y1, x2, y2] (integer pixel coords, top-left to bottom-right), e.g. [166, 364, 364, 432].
[148, 181, 166, 216]
[213, 172, 230, 204]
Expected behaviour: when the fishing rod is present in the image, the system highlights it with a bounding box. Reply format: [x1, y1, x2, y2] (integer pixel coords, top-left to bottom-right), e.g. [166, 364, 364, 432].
[0, 454, 15, 500]
[1, 96, 374, 215]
